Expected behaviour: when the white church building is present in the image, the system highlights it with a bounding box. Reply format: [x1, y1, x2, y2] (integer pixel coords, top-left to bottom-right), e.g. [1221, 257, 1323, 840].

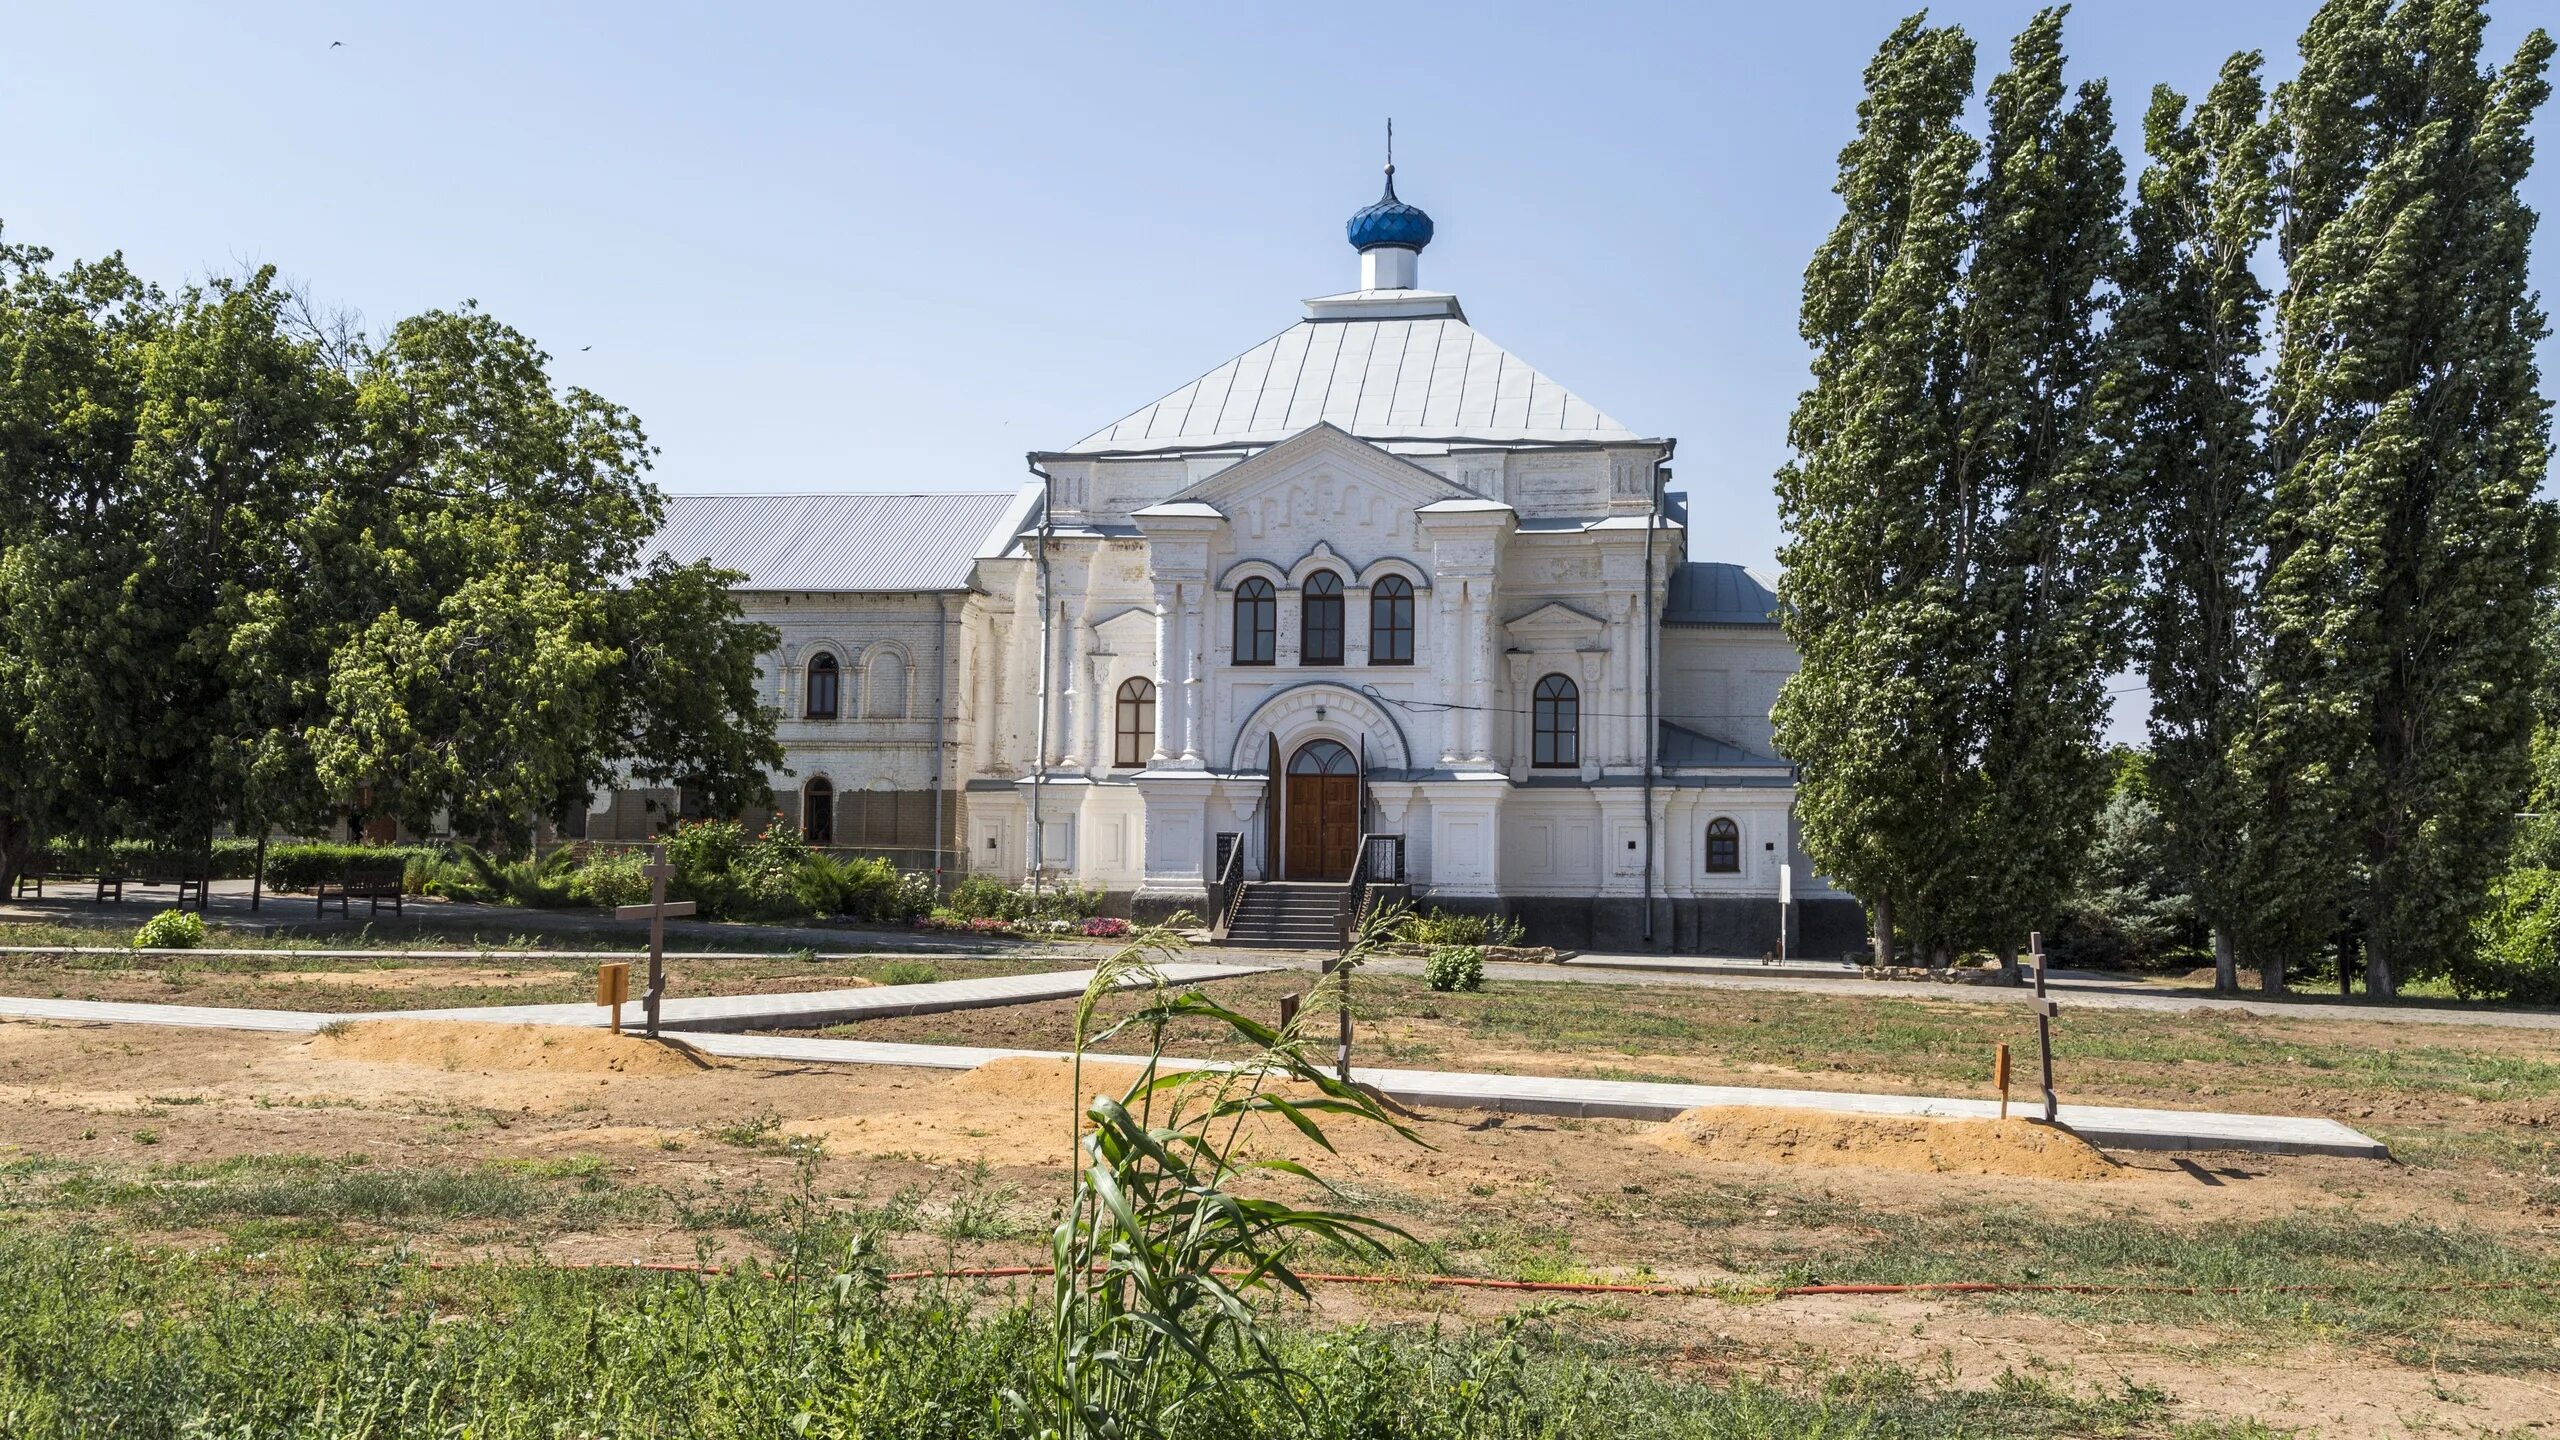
[611, 165, 1861, 954]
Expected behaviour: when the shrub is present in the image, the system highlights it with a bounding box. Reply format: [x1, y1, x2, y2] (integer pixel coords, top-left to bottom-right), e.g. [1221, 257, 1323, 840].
[262, 843, 445, 894]
[876, 961, 940, 986]
[567, 849, 653, 909]
[2460, 867, 2560, 1004]
[1393, 907, 1524, 948]
[133, 910, 207, 950]
[945, 875, 1107, 924]
[1423, 944, 1484, 992]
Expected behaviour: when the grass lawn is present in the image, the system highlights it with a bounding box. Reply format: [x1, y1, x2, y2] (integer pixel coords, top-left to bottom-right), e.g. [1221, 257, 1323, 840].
[0, 919, 1084, 1012]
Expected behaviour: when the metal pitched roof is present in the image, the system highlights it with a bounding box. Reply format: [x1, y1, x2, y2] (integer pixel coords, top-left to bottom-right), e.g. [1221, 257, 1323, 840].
[646, 490, 1031, 592]
[1664, 561, 1781, 626]
[1061, 315, 1639, 456]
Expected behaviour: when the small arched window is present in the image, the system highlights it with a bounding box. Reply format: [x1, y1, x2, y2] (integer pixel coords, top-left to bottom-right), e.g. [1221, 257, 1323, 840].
[1705, 817, 1741, 873]
[865, 649, 907, 718]
[805, 652, 840, 719]
[1301, 571, 1345, 666]
[1234, 578, 1276, 666]
[1369, 575, 1414, 665]
[1532, 674, 1579, 768]
[1115, 678, 1156, 768]
[805, 777, 835, 846]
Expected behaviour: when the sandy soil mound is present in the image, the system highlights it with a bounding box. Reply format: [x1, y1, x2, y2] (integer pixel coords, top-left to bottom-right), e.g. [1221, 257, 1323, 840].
[946, 1056, 1157, 1108]
[1648, 1105, 2117, 1180]
[308, 1020, 718, 1075]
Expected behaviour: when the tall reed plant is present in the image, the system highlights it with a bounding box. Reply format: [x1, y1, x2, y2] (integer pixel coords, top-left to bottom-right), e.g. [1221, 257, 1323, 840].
[1043, 921, 1419, 1439]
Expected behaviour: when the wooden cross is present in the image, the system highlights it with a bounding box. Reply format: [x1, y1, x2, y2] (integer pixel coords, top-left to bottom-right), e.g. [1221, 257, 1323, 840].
[2030, 931, 2058, 1124]
[614, 843, 696, 1038]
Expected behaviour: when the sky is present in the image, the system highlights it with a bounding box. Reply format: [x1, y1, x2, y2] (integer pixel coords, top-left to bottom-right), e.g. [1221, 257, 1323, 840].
[6, 2, 2556, 741]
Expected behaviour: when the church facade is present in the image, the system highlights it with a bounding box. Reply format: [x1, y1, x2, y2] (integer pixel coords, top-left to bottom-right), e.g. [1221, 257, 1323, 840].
[610, 168, 1861, 954]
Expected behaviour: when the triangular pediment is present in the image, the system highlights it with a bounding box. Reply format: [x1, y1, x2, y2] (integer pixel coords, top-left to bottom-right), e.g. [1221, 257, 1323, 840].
[1164, 423, 1469, 513]
[1505, 601, 1609, 650]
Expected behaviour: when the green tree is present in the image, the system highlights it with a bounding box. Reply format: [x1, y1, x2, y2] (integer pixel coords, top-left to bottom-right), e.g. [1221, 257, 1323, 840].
[1774, 14, 1981, 965]
[2111, 55, 2280, 992]
[1952, 8, 2134, 965]
[311, 306, 781, 849]
[2247, 0, 2556, 999]
[1778, 9, 2131, 965]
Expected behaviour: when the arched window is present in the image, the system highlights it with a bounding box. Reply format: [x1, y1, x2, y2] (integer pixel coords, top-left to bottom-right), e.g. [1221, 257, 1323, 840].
[1301, 571, 1345, 666]
[1114, 678, 1156, 768]
[805, 777, 835, 846]
[1234, 578, 1276, 666]
[864, 649, 907, 718]
[805, 652, 840, 719]
[1369, 575, 1414, 664]
[1532, 674, 1580, 768]
[1705, 817, 1741, 873]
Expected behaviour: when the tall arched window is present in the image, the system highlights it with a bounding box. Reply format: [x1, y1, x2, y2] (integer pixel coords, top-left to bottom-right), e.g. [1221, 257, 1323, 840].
[1369, 574, 1414, 664]
[1532, 674, 1580, 768]
[1301, 571, 1345, 666]
[1234, 578, 1276, 665]
[1114, 678, 1156, 768]
[864, 649, 907, 718]
[805, 777, 835, 846]
[805, 652, 840, 719]
[1705, 817, 1741, 873]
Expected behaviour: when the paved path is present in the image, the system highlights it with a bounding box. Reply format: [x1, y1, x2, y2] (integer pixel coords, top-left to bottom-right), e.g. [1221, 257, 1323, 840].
[1193, 947, 2560, 1033]
[374, 961, 1268, 1032]
[0, 989, 2384, 1159]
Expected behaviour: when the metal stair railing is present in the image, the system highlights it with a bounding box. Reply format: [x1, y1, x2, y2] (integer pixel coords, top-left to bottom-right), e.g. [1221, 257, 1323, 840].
[1211, 795, 1263, 941]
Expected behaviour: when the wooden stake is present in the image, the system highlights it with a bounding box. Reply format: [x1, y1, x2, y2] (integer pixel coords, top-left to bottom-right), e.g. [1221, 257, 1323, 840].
[2031, 932, 2057, 1124]
[1994, 1042, 2012, 1121]
[1279, 992, 1300, 1033]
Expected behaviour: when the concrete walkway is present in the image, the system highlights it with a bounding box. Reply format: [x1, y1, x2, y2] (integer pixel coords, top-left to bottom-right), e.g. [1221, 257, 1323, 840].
[374, 961, 1269, 1032]
[0, 990, 2386, 1159]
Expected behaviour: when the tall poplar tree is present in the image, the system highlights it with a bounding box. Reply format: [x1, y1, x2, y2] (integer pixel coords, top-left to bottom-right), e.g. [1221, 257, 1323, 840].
[1773, 15, 1980, 965]
[1779, 9, 2130, 964]
[1952, 10, 2134, 963]
[2250, 0, 2556, 998]
[2111, 56, 2279, 992]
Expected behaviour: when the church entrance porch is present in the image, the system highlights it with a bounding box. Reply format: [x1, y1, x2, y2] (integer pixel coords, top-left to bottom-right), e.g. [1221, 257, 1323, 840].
[1282, 739, 1358, 880]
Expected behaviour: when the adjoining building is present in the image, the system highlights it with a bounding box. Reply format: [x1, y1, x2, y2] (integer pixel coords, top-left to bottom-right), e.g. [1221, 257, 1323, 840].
[602, 164, 1865, 955]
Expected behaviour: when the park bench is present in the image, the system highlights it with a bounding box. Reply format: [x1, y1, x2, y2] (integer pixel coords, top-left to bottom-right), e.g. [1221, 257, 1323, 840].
[135, 856, 211, 912]
[316, 858, 408, 918]
[11, 855, 126, 904]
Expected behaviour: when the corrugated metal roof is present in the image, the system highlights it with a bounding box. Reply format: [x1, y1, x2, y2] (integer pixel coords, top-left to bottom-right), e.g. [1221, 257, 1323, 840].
[1658, 720, 1790, 769]
[1062, 316, 1638, 455]
[646, 490, 1032, 592]
[1664, 562, 1780, 626]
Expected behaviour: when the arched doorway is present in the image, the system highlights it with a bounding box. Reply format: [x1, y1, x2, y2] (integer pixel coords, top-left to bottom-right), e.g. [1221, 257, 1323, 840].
[1284, 739, 1359, 880]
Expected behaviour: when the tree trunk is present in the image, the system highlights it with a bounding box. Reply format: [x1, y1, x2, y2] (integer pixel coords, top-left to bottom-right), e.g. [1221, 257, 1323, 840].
[2213, 928, 2236, 993]
[2260, 936, 2287, 996]
[1998, 942, 2020, 983]
[2364, 929, 2395, 1001]
[1871, 895, 1896, 967]
[0, 814, 29, 898]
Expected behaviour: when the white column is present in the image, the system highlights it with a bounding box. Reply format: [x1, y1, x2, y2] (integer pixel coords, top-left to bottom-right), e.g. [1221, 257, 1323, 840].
[1058, 611, 1087, 770]
[1438, 586, 1466, 766]
[1179, 583, 1204, 766]
[1469, 579, 1496, 764]
[1151, 583, 1178, 763]
[1088, 655, 1115, 772]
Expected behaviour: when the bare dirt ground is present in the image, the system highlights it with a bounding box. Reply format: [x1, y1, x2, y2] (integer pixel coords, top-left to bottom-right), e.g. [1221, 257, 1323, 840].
[3, 1015, 2555, 1436]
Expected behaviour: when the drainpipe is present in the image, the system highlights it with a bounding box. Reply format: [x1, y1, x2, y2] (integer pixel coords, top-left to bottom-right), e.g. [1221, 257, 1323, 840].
[931, 591, 949, 897]
[1028, 458, 1054, 898]
[1641, 451, 1667, 946]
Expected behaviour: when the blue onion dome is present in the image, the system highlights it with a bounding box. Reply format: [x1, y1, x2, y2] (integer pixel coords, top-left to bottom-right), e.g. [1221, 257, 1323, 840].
[1346, 166, 1434, 252]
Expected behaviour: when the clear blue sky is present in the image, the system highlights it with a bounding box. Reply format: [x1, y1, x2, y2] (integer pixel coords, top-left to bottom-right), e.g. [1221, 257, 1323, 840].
[7, 3, 2555, 739]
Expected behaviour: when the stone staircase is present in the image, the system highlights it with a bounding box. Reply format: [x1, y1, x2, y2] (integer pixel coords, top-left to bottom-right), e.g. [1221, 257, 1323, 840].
[1218, 881, 1343, 950]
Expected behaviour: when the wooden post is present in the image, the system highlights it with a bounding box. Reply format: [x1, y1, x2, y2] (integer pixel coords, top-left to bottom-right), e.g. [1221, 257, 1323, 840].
[1278, 992, 1300, 1034]
[1322, 956, 1352, 1083]
[2031, 931, 2057, 1124]
[596, 962, 631, 1034]
[614, 843, 696, 1039]
[1994, 1042, 2012, 1121]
